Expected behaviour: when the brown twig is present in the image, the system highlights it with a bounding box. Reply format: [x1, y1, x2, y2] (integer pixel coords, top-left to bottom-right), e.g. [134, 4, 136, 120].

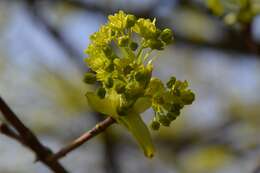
[243, 23, 260, 54]
[0, 122, 22, 142]
[49, 117, 116, 161]
[0, 96, 69, 173]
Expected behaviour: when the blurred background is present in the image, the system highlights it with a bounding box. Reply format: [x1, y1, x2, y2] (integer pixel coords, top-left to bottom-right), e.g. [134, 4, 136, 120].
[0, 0, 260, 173]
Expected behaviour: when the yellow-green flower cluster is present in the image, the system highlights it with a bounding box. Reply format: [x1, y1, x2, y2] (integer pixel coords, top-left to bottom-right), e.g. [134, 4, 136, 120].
[84, 11, 194, 158]
[148, 77, 195, 130]
[84, 11, 177, 116]
[206, 0, 260, 25]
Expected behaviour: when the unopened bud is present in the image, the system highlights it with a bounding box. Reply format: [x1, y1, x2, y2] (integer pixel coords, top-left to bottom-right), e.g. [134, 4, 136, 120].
[158, 114, 171, 126]
[160, 28, 173, 44]
[167, 76, 176, 89]
[83, 73, 96, 84]
[148, 39, 164, 50]
[130, 42, 138, 51]
[97, 87, 106, 99]
[181, 90, 195, 105]
[167, 112, 177, 121]
[150, 120, 160, 130]
[126, 15, 137, 28]
[105, 77, 114, 88]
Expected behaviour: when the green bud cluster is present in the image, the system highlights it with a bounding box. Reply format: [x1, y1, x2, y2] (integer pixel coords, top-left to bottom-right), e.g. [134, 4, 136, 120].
[206, 0, 260, 25]
[149, 77, 195, 130]
[84, 11, 194, 132]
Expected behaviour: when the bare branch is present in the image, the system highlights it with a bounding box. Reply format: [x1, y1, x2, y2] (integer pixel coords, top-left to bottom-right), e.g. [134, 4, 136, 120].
[0, 96, 69, 173]
[0, 122, 22, 143]
[243, 23, 260, 54]
[50, 117, 116, 161]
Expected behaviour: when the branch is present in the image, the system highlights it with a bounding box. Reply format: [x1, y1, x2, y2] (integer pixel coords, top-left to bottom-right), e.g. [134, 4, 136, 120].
[50, 117, 116, 161]
[0, 96, 69, 173]
[243, 23, 260, 54]
[0, 122, 22, 143]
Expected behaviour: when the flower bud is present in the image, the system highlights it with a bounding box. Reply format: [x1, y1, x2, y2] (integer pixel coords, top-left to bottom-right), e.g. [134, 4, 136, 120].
[160, 28, 173, 44]
[150, 120, 160, 130]
[105, 77, 114, 88]
[148, 39, 164, 50]
[181, 90, 195, 105]
[170, 103, 183, 112]
[83, 73, 96, 84]
[158, 114, 171, 126]
[135, 70, 148, 82]
[167, 112, 177, 121]
[97, 87, 106, 99]
[130, 42, 138, 51]
[166, 76, 176, 89]
[126, 14, 137, 28]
